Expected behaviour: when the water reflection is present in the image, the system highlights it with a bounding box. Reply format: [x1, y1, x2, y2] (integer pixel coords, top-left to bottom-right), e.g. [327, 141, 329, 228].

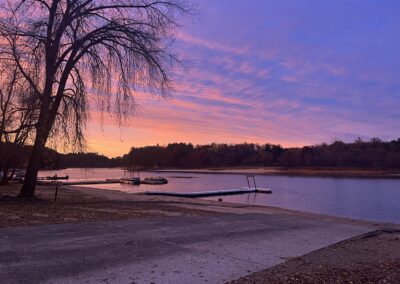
[39, 168, 400, 224]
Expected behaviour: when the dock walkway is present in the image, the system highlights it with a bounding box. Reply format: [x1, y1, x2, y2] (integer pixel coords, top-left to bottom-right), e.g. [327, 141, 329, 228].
[37, 179, 120, 186]
[143, 187, 272, 198]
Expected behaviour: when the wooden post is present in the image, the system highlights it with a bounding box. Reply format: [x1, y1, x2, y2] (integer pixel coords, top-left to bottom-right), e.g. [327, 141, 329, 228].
[54, 184, 58, 202]
[252, 175, 257, 190]
[246, 175, 251, 189]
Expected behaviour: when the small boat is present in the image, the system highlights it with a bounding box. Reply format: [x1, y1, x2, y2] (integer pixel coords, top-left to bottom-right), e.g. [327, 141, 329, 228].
[12, 170, 26, 182]
[141, 177, 168, 185]
[119, 177, 140, 185]
[14, 170, 26, 178]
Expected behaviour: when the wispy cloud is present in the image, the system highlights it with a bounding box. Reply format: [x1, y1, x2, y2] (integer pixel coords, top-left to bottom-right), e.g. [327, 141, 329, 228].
[85, 0, 400, 157]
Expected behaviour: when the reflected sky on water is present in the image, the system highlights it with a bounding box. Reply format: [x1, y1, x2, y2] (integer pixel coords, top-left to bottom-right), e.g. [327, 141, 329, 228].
[40, 168, 400, 224]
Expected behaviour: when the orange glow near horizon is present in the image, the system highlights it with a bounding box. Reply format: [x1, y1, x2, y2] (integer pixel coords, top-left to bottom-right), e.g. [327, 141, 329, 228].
[64, 1, 400, 157]
[84, 105, 325, 158]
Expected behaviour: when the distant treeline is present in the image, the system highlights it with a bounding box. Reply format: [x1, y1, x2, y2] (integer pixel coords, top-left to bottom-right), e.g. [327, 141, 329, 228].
[56, 153, 122, 168]
[123, 138, 400, 169]
[0, 142, 121, 170]
[3, 138, 400, 170]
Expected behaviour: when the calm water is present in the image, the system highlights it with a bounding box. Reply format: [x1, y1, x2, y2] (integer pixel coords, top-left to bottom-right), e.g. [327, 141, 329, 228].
[39, 168, 400, 224]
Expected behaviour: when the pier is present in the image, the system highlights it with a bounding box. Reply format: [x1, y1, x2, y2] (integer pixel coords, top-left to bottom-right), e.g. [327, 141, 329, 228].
[143, 187, 272, 198]
[36, 179, 120, 186]
[35, 175, 272, 199]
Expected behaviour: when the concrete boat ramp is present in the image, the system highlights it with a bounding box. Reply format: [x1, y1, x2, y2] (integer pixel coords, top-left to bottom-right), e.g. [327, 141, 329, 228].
[0, 203, 387, 284]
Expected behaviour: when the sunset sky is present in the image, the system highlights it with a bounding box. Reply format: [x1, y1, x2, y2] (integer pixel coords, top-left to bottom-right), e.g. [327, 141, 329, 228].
[86, 0, 400, 157]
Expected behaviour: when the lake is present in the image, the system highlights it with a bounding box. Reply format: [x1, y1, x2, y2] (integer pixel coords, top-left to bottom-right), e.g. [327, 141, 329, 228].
[39, 168, 400, 224]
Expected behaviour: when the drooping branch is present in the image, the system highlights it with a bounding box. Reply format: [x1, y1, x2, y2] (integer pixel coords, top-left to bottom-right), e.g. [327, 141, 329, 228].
[0, 0, 190, 196]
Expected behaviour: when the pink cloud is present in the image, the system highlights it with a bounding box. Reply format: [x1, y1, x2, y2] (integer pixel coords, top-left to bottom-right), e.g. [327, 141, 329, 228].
[176, 31, 249, 56]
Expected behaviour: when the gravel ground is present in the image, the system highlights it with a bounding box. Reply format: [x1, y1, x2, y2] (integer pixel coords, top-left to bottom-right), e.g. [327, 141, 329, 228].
[0, 183, 214, 228]
[229, 229, 400, 284]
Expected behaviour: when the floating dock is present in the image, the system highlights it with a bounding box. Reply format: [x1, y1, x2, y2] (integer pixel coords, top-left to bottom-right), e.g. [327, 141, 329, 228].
[143, 187, 272, 198]
[36, 179, 120, 186]
[36, 176, 272, 199]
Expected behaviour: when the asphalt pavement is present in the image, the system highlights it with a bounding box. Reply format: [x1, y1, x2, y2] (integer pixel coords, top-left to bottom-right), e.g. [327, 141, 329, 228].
[0, 212, 374, 283]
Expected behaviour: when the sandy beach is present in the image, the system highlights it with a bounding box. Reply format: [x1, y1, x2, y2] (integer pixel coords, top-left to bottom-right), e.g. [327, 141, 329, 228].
[0, 183, 216, 228]
[0, 182, 393, 228]
[1, 183, 399, 283]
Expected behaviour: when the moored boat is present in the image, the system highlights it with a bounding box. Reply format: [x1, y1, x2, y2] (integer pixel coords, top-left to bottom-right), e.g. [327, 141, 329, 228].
[14, 170, 26, 178]
[119, 177, 140, 185]
[12, 170, 26, 182]
[141, 177, 168, 185]
[120, 170, 141, 185]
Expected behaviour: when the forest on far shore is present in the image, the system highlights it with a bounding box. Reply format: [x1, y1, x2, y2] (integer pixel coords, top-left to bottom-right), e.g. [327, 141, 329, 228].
[123, 138, 400, 169]
[2, 138, 400, 170]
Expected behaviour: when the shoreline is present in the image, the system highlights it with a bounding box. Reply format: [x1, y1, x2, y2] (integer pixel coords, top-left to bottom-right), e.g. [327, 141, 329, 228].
[148, 167, 400, 178]
[0, 184, 400, 229]
[39, 166, 400, 179]
[4, 178, 400, 227]
[72, 185, 400, 229]
[70, 184, 400, 227]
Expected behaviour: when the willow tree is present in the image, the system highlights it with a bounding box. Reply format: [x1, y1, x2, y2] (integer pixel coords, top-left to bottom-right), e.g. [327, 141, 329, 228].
[0, 66, 37, 184]
[0, 0, 188, 197]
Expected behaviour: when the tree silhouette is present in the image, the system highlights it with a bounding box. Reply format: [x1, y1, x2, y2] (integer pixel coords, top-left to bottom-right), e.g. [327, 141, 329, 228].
[0, 0, 189, 197]
[0, 66, 37, 184]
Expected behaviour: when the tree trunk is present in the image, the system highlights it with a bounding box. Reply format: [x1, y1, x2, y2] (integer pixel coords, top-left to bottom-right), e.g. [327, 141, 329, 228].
[1, 165, 10, 185]
[1, 146, 17, 185]
[19, 133, 47, 198]
[19, 86, 54, 197]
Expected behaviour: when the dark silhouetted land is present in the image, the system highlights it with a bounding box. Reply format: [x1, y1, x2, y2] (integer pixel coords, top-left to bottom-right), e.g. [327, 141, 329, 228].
[3, 138, 400, 173]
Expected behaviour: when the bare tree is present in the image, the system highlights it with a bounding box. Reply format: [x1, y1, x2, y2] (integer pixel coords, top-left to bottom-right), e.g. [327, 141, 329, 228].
[0, 0, 189, 197]
[0, 66, 37, 184]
